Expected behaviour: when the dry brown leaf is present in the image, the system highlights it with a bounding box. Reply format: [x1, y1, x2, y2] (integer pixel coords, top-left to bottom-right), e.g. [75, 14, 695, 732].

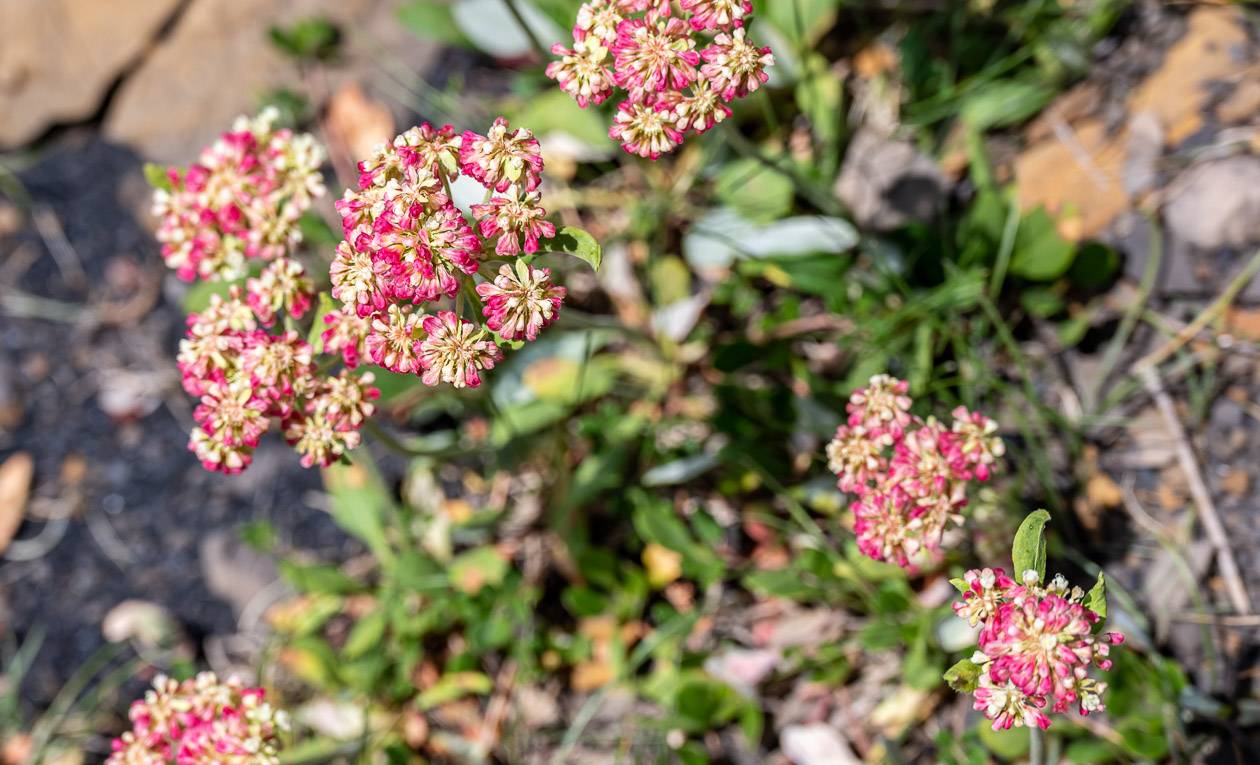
[1015, 6, 1252, 241]
[1087, 472, 1124, 510]
[0, 452, 34, 554]
[1221, 468, 1250, 500]
[1227, 307, 1260, 341]
[570, 659, 615, 692]
[325, 82, 394, 163]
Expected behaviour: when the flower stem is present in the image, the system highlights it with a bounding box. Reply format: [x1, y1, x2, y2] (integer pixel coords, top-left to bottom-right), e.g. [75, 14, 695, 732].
[1028, 727, 1046, 765]
[502, 0, 550, 61]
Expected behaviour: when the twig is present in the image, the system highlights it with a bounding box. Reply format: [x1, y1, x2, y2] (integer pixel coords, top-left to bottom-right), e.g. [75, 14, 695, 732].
[1139, 365, 1251, 615]
[31, 205, 88, 291]
[1092, 212, 1163, 412]
[1132, 248, 1260, 375]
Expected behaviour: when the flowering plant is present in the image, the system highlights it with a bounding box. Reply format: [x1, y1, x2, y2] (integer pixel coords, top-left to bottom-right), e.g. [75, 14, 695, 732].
[946, 511, 1124, 733]
[151, 111, 596, 474]
[825, 374, 1005, 568]
[546, 0, 774, 158]
[106, 672, 288, 764]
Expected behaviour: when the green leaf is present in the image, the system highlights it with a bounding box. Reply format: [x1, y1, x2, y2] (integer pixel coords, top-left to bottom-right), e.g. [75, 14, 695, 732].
[977, 721, 1029, 760]
[511, 89, 610, 154]
[943, 657, 982, 693]
[396, 0, 471, 47]
[1068, 241, 1120, 289]
[447, 546, 509, 595]
[1084, 571, 1107, 622]
[299, 210, 340, 247]
[143, 162, 173, 192]
[342, 610, 388, 659]
[1010, 207, 1077, 281]
[715, 158, 794, 224]
[322, 456, 396, 566]
[279, 561, 361, 595]
[948, 577, 968, 594]
[268, 17, 340, 61]
[961, 78, 1055, 132]
[415, 671, 493, 709]
[182, 277, 241, 315]
[308, 293, 337, 351]
[548, 226, 602, 271]
[1011, 509, 1051, 584]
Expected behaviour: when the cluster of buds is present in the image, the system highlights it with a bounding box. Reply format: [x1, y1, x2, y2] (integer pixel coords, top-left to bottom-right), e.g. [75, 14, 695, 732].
[177, 286, 378, 473]
[329, 119, 566, 388]
[953, 568, 1125, 731]
[825, 375, 1004, 568]
[153, 107, 325, 282]
[546, 0, 774, 158]
[106, 672, 288, 764]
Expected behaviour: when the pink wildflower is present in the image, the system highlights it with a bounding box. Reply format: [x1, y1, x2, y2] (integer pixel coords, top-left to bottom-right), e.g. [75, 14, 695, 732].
[610, 100, 684, 159]
[366, 304, 425, 375]
[679, 0, 751, 31]
[611, 16, 700, 94]
[459, 118, 544, 193]
[700, 26, 774, 101]
[546, 39, 616, 108]
[418, 311, 502, 389]
[471, 193, 557, 257]
[476, 263, 567, 342]
[322, 306, 372, 368]
[246, 257, 313, 326]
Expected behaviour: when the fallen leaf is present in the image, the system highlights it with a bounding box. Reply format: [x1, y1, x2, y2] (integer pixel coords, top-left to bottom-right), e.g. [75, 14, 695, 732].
[570, 659, 615, 692]
[870, 685, 935, 737]
[1221, 468, 1250, 500]
[325, 82, 394, 163]
[0, 452, 34, 554]
[780, 723, 862, 765]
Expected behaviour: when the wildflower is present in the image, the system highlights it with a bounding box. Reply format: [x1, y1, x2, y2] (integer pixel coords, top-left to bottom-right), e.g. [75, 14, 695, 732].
[330, 240, 391, 317]
[700, 27, 774, 101]
[152, 107, 325, 282]
[106, 672, 288, 765]
[285, 409, 363, 468]
[459, 118, 544, 193]
[395, 202, 481, 302]
[679, 0, 751, 31]
[546, 39, 616, 108]
[471, 193, 557, 257]
[238, 331, 316, 414]
[476, 263, 567, 341]
[610, 100, 684, 159]
[575, 0, 628, 44]
[189, 425, 255, 475]
[310, 370, 380, 429]
[825, 375, 1003, 568]
[322, 306, 372, 368]
[952, 568, 1125, 730]
[395, 122, 462, 177]
[666, 79, 732, 134]
[418, 311, 502, 389]
[176, 289, 255, 396]
[193, 380, 270, 449]
[246, 257, 313, 326]
[611, 16, 700, 94]
[366, 304, 425, 375]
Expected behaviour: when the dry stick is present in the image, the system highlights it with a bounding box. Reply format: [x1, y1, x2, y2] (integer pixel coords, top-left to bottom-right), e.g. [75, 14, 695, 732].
[1141, 364, 1251, 615]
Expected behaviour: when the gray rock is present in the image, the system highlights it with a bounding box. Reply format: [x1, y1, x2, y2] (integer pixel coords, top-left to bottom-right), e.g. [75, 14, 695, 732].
[1164, 156, 1260, 251]
[833, 127, 949, 231]
[103, 0, 438, 162]
[0, 0, 182, 147]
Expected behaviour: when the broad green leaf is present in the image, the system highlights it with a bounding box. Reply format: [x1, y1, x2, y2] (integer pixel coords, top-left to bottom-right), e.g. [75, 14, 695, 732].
[268, 17, 340, 61]
[447, 546, 509, 595]
[342, 609, 388, 659]
[450, 0, 564, 58]
[1010, 207, 1077, 281]
[1011, 509, 1051, 584]
[511, 89, 611, 156]
[308, 293, 336, 351]
[322, 456, 396, 565]
[143, 162, 173, 192]
[977, 721, 1029, 760]
[279, 561, 362, 595]
[1068, 241, 1120, 289]
[961, 78, 1055, 132]
[299, 210, 340, 247]
[397, 0, 471, 46]
[685, 208, 858, 269]
[715, 158, 794, 223]
[1085, 571, 1107, 622]
[943, 657, 982, 693]
[416, 671, 493, 709]
[548, 226, 602, 271]
[182, 277, 241, 314]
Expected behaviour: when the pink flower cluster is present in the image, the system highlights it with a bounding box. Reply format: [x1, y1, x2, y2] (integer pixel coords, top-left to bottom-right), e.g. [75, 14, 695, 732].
[177, 285, 379, 473]
[953, 568, 1125, 731]
[825, 375, 1004, 568]
[153, 107, 325, 282]
[329, 120, 566, 388]
[106, 672, 288, 764]
[546, 0, 774, 159]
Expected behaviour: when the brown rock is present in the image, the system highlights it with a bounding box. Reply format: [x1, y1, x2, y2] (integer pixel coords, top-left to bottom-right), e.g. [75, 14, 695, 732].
[0, 0, 182, 147]
[103, 0, 437, 162]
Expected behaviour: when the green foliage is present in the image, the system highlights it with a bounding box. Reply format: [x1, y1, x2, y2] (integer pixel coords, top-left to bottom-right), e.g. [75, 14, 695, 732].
[268, 17, 341, 61]
[1011, 509, 1051, 582]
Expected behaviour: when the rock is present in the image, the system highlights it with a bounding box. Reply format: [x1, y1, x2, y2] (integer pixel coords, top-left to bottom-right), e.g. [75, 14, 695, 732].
[104, 0, 438, 163]
[833, 127, 948, 231]
[1164, 156, 1260, 251]
[1015, 6, 1253, 241]
[199, 528, 280, 617]
[779, 724, 861, 765]
[0, 0, 182, 148]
